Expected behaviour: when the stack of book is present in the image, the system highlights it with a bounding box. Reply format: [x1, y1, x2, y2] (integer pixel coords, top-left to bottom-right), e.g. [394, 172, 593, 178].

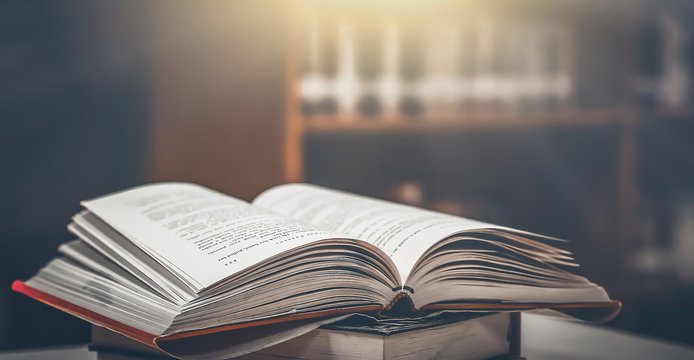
[13, 183, 620, 359]
[90, 311, 518, 360]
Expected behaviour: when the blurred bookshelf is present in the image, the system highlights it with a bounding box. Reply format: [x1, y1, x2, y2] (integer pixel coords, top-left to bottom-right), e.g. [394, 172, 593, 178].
[280, 0, 694, 342]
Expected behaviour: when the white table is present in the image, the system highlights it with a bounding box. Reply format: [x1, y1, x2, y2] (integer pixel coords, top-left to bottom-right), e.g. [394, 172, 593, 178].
[1, 314, 692, 359]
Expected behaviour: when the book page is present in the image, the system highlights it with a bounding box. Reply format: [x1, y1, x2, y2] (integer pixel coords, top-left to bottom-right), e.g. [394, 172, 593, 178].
[253, 184, 502, 281]
[82, 183, 336, 292]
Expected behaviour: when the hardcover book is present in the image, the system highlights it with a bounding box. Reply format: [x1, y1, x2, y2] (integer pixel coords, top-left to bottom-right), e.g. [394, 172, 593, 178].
[91, 311, 517, 360]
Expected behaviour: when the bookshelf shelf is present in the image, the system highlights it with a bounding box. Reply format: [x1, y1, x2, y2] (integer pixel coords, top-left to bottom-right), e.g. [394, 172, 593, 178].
[302, 108, 633, 134]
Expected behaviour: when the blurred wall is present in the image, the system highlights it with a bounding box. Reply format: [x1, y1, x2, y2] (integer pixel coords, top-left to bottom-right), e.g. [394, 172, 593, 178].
[1, 0, 151, 348]
[149, 0, 292, 201]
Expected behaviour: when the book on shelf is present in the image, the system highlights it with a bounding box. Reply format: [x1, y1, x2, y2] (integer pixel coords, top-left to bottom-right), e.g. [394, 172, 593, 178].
[13, 182, 620, 359]
[90, 311, 517, 360]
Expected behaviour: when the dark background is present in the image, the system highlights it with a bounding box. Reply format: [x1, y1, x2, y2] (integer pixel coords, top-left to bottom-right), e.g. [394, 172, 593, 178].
[1, 0, 151, 348]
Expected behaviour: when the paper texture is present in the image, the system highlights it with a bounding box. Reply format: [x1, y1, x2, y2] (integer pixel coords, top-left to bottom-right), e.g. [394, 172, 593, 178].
[254, 183, 500, 280]
[83, 183, 335, 291]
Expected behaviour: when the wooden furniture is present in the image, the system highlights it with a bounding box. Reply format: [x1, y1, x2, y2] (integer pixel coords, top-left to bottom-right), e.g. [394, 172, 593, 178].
[148, 0, 296, 201]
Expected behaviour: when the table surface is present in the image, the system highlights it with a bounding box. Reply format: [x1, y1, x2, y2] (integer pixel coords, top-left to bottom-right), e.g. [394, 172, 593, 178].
[1, 313, 693, 360]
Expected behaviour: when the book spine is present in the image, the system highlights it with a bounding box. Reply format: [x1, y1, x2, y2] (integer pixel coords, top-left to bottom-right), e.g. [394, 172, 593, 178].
[11, 280, 160, 348]
[379, 290, 416, 317]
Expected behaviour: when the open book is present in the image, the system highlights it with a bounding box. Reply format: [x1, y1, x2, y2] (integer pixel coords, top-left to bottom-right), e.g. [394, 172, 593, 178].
[13, 183, 620, 358]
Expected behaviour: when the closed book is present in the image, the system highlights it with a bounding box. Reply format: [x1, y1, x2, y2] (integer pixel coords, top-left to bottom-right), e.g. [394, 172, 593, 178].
[91, 312, 517, 360]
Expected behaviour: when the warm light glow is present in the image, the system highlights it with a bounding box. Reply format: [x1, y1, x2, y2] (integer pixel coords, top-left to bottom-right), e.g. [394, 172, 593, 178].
[300, 19, 329, 102]
[301, 73, 328, 100]
[471, 75, 499, 101]
[336, 23, 358, 119]
[306, 19, 321, 72]
[420, 23, 465, 112]
[379, 23, 401, 119]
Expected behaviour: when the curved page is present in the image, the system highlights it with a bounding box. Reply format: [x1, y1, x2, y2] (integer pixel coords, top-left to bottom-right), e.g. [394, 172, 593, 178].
[254, 183, 503, 281]
[83, 183, 337, 292]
